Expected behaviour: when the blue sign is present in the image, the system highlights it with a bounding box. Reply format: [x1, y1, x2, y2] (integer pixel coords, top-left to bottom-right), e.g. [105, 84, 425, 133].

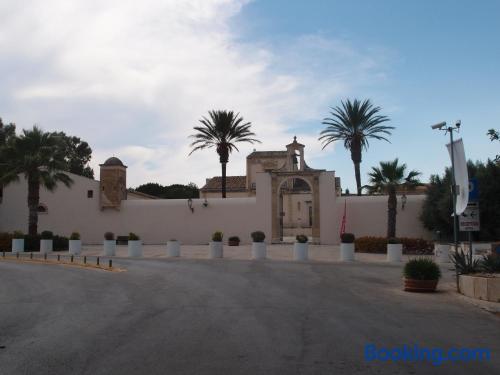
[469, 178, 479, 202]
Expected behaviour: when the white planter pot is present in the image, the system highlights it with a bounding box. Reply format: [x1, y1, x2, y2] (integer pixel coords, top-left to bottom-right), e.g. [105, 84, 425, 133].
[128, 240, 142, 257]
[69, 240, 82, 255]
[340, 243, 355, 261]
[434, 243, 450, 263]
[209, 241, 223, 258]
[40, 239, 53, 254]
[167, 240, 181, 257]
[387, 244, 403, 262]
[251, 242, 267, 260]
[293, 242, 309, 261]
[103, 240, 116, 256]
[12, 239, 24, 253]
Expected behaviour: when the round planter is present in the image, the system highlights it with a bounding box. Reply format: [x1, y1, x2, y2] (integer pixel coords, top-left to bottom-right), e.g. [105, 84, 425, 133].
[434, 243, 450, 263]
[103, 240, 116, 256]
[40, 239, 53, 254]
[128, 240, 143, 257]
[387, 243, 402, 262]
[404, 278, 438, 292]
[167, 240, 181, 257]
[340, 243, 355, 261]
[69, 240, 82, 255]
[209, 241, 223, 258]
[251, 242, 267, 260]
[12, 239, 24, 253]
[293, 242, 309, 261]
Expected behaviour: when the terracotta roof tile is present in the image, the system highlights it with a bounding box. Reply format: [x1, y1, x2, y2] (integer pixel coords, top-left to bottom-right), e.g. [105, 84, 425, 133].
[200, 176, 247, 192]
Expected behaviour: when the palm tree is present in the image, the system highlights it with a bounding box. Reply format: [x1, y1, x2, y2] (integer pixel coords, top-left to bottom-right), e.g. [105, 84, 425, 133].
[0, 126, 73, 235]
[319, 99, 394, 196]
[365, 159, 421, 238]
[189, 110, 260, 198]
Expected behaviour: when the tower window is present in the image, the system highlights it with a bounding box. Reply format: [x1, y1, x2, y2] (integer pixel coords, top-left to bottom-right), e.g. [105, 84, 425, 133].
[87, 190, 94, 198]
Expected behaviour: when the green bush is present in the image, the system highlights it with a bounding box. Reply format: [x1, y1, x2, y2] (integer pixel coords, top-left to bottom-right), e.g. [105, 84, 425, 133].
[296, 234, 308, 243]
[0, 232, 13, 251]
[340, 233, 355, 243]
[251, 231, 266, 243]
[128, 232, 140, 241]
[387, 237, 401, 244]
[12, 230, 24, 239]
[480, 254, 500, 273]
[403, 258, 442, 280]
[104, 232, 115, 240]
[228, 236, 240, 242]
[23, 234, 68, 251]
[40, 231, 53, 239]
[212, 231, 223, 242]
[69, 232, 80, 240]
[355, 236, 433, 254]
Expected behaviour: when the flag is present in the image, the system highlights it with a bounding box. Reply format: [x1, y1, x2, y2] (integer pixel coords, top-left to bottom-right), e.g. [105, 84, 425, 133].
[340, 200, 347, 236]
[446, 138, 469, 215]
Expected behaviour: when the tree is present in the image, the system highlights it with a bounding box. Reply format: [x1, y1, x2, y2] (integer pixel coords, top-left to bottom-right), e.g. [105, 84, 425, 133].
[0, 118, 16, 201]
[487, 129, 499, 162]
[421, 160, 500, 241]
[0, 126, 73, 235]
[51, 131, 94, 178]
[189, 110, 260, 198]
[365, 159, 421, 238]
[135, 182, 200, 199]
[319, 99, 394, 196]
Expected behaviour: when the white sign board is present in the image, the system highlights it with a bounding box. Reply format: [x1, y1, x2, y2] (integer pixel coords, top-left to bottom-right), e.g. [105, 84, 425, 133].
[459, 202, 480, 232]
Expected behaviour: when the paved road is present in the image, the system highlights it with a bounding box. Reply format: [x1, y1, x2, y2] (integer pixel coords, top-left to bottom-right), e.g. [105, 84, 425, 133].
[0, 258, 498, 374]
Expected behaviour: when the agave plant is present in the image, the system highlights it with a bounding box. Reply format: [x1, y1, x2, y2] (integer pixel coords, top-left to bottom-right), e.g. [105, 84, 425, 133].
[480, 254, 500, 273]
[450, 249, 481, 275]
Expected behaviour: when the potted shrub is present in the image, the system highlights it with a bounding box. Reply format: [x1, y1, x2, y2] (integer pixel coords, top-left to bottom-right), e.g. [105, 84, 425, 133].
[167, 239, 181, 257]
[12, 230, 24, 254]
[251, 231, 266, 260]
[434, 242, 450, 263]
[228, 236, 240, 246]
[293, 234, 309, 261]
[69, 232, 82, 255]
[340, 233, 355, 261]
[104, 232, 116, 256]
[128, 232, 142, 257]
[40, 230, 53, 254]
[209, 231, 223, 258]
[403, 258, 442, 292]
[387, 237, 402, 262]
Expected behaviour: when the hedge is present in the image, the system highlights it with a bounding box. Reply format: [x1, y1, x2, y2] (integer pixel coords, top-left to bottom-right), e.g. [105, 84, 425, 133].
[355, 236, 433, 255]
[0, 232, 69, 252]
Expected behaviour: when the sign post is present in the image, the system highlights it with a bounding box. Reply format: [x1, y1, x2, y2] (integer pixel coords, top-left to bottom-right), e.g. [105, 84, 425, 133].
[459, 179, 480, 259]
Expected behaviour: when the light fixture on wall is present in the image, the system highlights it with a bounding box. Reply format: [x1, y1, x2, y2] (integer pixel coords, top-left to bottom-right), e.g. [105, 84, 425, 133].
[203, 198, 208, 207]
[401, 194, 407, 210]
[187, 198, 194, 213]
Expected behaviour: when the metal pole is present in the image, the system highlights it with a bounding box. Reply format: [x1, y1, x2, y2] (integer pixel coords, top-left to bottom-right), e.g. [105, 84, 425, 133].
[449, 128, 458, 253]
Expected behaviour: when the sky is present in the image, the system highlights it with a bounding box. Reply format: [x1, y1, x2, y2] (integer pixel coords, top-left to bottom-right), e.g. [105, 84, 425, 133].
[1, 0, 499, 192]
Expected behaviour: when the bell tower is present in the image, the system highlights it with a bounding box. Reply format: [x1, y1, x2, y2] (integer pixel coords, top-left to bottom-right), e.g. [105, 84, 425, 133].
[99, 157, 127, 210]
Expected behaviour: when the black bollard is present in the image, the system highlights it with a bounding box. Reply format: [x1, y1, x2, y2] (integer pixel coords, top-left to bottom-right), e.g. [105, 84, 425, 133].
[83, 256, 87, 264]
[108, 259, 112, 268]
[70, 255, 74, 263]
[97, 257, 100, 266]
[16, 252, 19, 259]
[57, 254, 60, 262]
[30, 252, 33, 259]
[44, 253, 47, 261]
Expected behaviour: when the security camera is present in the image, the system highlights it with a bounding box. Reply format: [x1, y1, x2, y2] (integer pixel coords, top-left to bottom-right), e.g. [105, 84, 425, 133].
[431, 121, 446, 130]
[455, 120, 461, 128]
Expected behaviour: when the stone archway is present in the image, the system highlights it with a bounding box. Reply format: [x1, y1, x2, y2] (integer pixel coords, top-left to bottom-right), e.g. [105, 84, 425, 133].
[271, 172, 321, 243]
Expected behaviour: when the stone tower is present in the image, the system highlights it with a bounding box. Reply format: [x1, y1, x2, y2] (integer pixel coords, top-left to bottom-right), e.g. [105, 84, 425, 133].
[99, 157, 127, 210]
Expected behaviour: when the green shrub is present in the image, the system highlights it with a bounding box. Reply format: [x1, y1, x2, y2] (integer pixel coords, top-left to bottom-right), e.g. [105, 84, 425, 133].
[212, 231, 223, 242]
[228, 236, 240, 242]
[296, 234, 308, 243]
[69, 232, 80, 240]
[387, 237, 401, 244]
[23, 234, 68, 251]
[104, 232, 115, 240]
[480, 254, 500, 273]
[340, 233, 355, 243]
[403, 258, 442, 280]
[251, 231, 266, 243]
[12, 230, 24, 239]
[129, 232, 140, 241]
[355, 236, 433, 254]
[450, 249, 481, 275]
[0, 232, 13, 250]
[40, 231, 53, 239]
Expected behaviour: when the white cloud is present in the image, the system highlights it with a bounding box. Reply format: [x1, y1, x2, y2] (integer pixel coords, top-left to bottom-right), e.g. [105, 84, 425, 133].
[0, 0, 389, 188]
